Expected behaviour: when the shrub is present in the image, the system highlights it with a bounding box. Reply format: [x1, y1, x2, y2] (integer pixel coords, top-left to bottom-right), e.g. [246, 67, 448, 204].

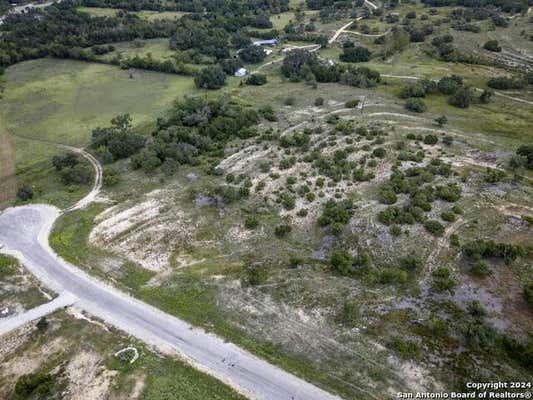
[340, 46, 371, 63]
[470, 260, 492, 277]
[424, 220, 445, 236]
[483, 40, 501, 52]
[284, 96, 296, 106]
[434, 115, 447, 126]
[448, 86, 472, 108]
[524, 284, 533, 307]
[378, 268, 408, 284]
[345, 99, 360, 108]
[331, 250, 353, 276]
[378, 187, 397, 204]
[16, 185, 34, 201]
[36, 317, 49, 333]
[296, 208, 308, 217]
[441, 210, 456, 222]
[245, 74, 267, 86]
[399, 255, 422, 272]
[438, 76, 461, 95]
[260, 105, 276, 121]
[274, 224, 292, 238]
[390, 225, 403, 236]
[516, 145, 533, 169]
[442, 135, 453, 146]
[390, 337, 420, 359]
[485, 168, 506, 183]
[423, 134, 438, 145]
[246, 264, 268, 286]
[436, 183, 462, 202]
[13, 372, 55, 399]
[405, 98, 427, 113]
[280, 193, 296, 210]
[244, 215, 259, 229]
[373, 147, 386, 158]
[317, 199, 354, 228]
[52, 153, 78, 171]
[103, 167, 120, 186]
[431, 267, 456, 294]
[336, 301, 360, 327]
[59, 163, 92, 185]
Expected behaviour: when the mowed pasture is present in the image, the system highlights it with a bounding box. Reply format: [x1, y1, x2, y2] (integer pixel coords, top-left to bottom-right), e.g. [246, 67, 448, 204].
[1, 58, 195, 149]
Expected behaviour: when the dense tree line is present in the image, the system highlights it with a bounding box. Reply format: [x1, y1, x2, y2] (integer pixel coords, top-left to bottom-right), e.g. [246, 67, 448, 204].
[79, 0, 289, 14]
[0, 2, 179, 67]
[131, 96, 263, 172]
[281, 49, 381, 88]
[421, 0, 527, 14]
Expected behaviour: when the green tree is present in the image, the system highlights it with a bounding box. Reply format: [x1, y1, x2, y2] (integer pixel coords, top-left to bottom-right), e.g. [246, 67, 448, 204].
[194, 65, 226, 89]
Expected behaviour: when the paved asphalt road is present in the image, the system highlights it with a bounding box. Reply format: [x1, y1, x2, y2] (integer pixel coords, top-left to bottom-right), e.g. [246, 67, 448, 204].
[0, 204, 341, 400]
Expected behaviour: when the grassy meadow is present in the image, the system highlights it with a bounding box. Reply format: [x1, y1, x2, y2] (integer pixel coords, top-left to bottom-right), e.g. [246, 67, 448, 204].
[0, 58, 195, 207]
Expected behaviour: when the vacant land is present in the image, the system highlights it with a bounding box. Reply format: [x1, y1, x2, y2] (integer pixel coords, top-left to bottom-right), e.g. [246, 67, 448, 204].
[1, 0, 532, 398]
[0, 310, 246, 400]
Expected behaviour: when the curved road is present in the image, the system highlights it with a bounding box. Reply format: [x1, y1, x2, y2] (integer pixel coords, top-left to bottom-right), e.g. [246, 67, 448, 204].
[0, 141, 341, 400]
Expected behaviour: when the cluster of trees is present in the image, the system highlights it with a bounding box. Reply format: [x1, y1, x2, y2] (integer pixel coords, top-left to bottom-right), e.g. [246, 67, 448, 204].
[79, 0, 203, 12]
[90, 114, 146, 163]
[399, 75, 492, 110]
[195, 65, 226, 89]
[420, 0, 527, 14]
[0, 3, 180, 68]
[377, 162, 461, 233]
[80, 0, 289, 14]
[317, 199, 355, 236]
[510, 145, 533, 170]
[462, 239, 526, 264]
[131, 96, 262, 173]
[281, 49, 381, 88]
[487, 76, 527, 90]
[52, 153, 92, 185]
[339, 42, 371, 63]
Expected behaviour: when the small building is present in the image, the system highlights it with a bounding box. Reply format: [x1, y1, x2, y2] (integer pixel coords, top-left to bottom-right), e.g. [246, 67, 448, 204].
[253, 39, 278, 46]
[264, 49, 273, 56]
[234, 68, 248, 77]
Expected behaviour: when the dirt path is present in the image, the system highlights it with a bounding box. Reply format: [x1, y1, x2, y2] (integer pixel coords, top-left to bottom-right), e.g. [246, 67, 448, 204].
[61, 145, 103, 212]
[424, 217, 466, 278]
[343, 28, 391, 38]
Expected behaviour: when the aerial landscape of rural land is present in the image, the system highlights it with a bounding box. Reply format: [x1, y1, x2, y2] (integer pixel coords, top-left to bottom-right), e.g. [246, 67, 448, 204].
[0, 0, 532, 398]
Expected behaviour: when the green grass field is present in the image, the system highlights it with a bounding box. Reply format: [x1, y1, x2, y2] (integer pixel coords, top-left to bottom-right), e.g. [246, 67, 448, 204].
[96, 38, 177, 63]
[77, 6, 187, 21]
[0, 58, 195, 207]
[1, 58, 195, 148]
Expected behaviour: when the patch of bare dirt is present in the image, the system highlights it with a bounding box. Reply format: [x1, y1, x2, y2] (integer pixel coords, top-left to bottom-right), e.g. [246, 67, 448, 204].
[90, 189, 193, 272]
[64, 350, 117, 400]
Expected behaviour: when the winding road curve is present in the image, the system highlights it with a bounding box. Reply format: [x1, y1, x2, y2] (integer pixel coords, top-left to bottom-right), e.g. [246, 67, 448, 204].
[0, 147, 341, 400]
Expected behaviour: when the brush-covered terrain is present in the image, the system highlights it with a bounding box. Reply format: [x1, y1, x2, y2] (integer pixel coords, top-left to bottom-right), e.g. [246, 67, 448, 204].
[1, 0, 532, 398]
